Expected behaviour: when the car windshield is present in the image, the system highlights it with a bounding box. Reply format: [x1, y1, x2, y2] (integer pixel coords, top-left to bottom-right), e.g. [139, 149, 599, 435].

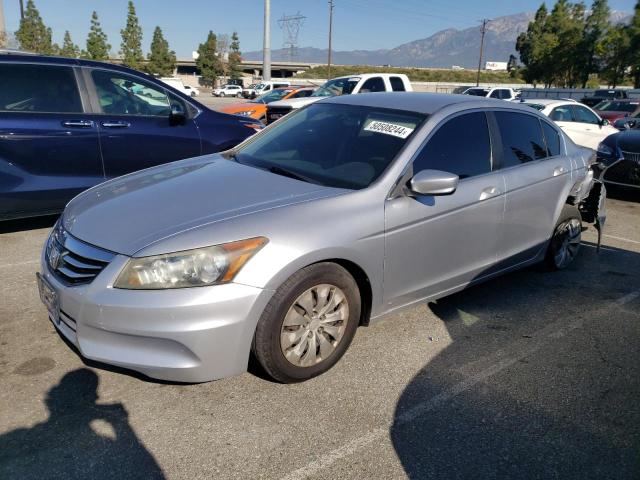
[311, 77, 360, 97]
[465, 89, 489, 96]
[525, 103, 545, 111]
[596, 101, 638, 112]
[252, 89, 292, 104]
[231, 103, 426, 189]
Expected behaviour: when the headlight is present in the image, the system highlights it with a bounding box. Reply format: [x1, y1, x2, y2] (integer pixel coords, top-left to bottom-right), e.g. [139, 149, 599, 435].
[114, 237, 267, 290]
[596, 142, 614, 156]
[237, 110, 256, 116]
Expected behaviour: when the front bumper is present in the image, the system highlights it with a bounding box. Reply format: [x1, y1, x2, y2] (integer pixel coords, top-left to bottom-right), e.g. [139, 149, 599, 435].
[39, 249, 274, 382]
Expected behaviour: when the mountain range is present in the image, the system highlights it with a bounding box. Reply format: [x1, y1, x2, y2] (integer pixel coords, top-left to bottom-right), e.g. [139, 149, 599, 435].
[243, 11, 631, 69]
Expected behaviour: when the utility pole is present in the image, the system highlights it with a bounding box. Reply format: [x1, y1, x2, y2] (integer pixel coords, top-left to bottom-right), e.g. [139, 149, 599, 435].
[476, 19, 489, 87]
[327, 0, 334, 79]
[263, 0, 271, 80]
[0, 0, 6, 47]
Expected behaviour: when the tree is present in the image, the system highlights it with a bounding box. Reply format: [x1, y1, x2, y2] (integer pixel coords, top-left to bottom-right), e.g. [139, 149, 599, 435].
[516, 4, 557, 86]
[228, 31, 243, 79]
[60, 31, 80, 58]
[546, 0, 586, 87]
[146, 26, 176, 76]
[600, 26, 631, 86]
[120, 1, 144, 70]
[580, 0, 611, 86]
[15, 0, 54, 54]
[85, 11, 111, 60]
[196, 31, 224, 85]
[629, 0, 640, 88]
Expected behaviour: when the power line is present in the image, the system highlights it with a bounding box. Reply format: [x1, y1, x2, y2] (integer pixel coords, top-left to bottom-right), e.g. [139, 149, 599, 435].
[476, 19, 489, 86]
[278, 11, 306, 61]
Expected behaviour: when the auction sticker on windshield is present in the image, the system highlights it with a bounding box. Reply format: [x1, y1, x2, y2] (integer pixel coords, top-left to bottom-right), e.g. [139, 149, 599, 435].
[364, 119, 415, 139]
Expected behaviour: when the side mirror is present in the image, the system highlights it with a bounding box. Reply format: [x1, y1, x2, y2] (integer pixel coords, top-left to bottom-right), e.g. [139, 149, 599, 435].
[599, 118, 610, 127]
[169, 103, 186, 126]
[409, 169, 459, 196]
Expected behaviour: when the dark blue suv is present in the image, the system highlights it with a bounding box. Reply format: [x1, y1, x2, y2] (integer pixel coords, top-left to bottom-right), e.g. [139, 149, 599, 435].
[0, 54, 259, 221]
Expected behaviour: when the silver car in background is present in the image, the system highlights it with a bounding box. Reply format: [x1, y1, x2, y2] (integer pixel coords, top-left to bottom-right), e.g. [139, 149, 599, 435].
[38, 93, 605, 383]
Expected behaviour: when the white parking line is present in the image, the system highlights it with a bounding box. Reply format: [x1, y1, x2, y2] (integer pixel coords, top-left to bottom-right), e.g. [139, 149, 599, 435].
[604, 234, 640, 246]
[280, 289, 640, 480]
[0, 260, 39, 269]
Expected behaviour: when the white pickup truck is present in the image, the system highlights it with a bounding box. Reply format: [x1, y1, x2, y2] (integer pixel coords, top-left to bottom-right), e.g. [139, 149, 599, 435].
[265, 73, 413, 124]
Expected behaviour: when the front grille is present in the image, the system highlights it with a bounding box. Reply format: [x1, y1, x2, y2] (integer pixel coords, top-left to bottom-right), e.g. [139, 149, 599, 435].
[46, 223, 115, 285]
[603, 156, 640, 187]
[266, 106, 293, 124]
[621, 150, 640, 164]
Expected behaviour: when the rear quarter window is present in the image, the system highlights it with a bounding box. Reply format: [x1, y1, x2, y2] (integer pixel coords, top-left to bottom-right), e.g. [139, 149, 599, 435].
[541, 121, 561, 157]
[389, 77, 406, 92]
[494, 111, 548, 167]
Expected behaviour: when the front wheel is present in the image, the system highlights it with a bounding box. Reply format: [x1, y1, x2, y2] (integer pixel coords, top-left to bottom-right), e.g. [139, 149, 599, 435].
[252, 263, 361, 383]
[220, 92, 225, 97]
[545, 206, 582, 270]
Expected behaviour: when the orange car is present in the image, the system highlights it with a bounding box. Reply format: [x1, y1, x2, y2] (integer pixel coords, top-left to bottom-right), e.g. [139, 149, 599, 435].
[221, 86, 314, 121]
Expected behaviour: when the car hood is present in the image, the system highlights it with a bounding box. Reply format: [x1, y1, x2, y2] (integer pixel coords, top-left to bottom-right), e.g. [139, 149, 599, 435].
[614, 129, 640, 152]
[62, 155, 340, 256]
[268, 97, 323, 109]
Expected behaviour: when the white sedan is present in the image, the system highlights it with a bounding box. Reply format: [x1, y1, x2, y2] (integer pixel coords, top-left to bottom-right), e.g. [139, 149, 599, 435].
[523, 99, 618, 150]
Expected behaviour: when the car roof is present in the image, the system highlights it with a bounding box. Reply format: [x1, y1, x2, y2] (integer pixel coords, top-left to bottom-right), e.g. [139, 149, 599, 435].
[320, 92, 526, 115]
[332, 73, 409, 80]
[522, 99, 578, 106]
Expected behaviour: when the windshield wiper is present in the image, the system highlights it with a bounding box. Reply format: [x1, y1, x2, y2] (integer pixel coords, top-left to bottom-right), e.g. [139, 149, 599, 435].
[267, 165, 319, 185]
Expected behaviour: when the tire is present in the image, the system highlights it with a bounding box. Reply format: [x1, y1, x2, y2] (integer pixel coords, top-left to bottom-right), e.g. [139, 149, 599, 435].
[220, 92, 225, 97]
[544, 205, 582, 270]
[252, 263, 361, 383]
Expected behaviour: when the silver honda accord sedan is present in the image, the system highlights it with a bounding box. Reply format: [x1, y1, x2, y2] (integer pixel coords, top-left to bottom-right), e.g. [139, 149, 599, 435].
[38, 93, 605, 383]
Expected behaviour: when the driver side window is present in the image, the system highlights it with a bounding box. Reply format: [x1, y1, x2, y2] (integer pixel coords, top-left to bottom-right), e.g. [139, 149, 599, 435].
[91, 70, 171, 116]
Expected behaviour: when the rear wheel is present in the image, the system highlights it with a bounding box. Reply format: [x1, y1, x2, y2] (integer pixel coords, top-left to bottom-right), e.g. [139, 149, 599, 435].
[252, 263, 361, 383]
[545, 205, 582, 270]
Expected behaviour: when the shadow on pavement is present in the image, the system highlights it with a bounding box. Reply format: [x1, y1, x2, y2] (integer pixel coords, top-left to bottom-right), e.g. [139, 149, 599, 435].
[390, 243, 640, 479]
[0, 368, 165, 479]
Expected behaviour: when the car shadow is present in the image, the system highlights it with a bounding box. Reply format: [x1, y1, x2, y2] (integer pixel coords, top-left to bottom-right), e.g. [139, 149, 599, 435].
[390, 242, 640, 479]
[0, 368, 165, 479]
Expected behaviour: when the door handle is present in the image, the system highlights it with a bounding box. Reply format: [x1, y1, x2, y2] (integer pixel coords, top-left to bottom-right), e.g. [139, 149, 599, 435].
[61, 120, 94, 128]
[479, 186, 500, 201]
[553, 166, 568, 176]
[101, 121, 131, 128]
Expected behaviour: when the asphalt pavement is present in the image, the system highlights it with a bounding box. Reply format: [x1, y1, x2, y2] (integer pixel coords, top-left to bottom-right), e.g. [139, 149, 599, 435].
[0, 191, 639, 479]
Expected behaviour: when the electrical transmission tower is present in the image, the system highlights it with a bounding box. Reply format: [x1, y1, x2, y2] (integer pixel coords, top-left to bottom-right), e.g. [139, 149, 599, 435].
[278, 12, 306, 61]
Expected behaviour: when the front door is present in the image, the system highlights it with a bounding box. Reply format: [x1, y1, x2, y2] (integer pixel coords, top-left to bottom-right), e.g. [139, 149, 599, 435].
[0, 63, 103, 219]
[88, 69, 201, 179]
[384, 112, 505, 310]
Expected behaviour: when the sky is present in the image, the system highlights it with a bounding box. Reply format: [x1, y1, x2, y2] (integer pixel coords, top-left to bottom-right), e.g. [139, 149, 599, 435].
[2, 0, 637, 58]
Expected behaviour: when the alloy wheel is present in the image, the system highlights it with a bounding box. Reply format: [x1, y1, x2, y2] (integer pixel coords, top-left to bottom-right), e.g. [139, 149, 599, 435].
[553, 218, 582, 268]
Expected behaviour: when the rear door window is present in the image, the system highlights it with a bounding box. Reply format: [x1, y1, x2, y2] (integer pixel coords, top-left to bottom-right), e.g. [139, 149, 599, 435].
[550, 105, 574, 122]
[494, 111, 548, 167]
[389, 77, 406, 92]
[0, 63, 83, 113]
[360, 77, 386, 93]
[490, 90, 501, 99]
[413, 112, 491, 179]
[541, 121, 561, 157]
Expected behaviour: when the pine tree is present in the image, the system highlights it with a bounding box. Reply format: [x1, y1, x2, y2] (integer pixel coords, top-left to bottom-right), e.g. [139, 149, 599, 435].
[629, 0, 640, 88]
[15, 0, 54, 54]
[120, 1, 144, 70]
[196, 31, 223, 85]
[600, 26, 631, 86]
[580, 0, 611, 86]
[228, 31, 243, 79]
[85, 11, 111, 60]
[516, 4, 556, 86]
[60, 31, 80, 58]
[146, 26, 176, 76]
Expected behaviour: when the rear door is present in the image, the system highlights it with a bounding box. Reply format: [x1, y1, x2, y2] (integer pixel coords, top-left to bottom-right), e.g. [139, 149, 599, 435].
[0, 62, 103, 219]
[493, 111, 572, 264]
[86, 68, 201, 178]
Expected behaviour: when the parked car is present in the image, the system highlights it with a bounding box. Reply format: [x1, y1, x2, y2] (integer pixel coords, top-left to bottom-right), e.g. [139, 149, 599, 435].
[242, 83, 259, 99]
[581, 89, 629, 108]
[463, 87, 518, 100]
[523, 99, 618, 150]
[613, 113, 640, 131]
[38, 93, 603, 384]
[159, 77, 199, 97]
[266, 73, 413, 124]
[452, 85, 474, 94]
[212, 84, 243, 97]
[252, 81, 292, 98]
[596, 124, 640, 190]
[221, 86, 314, 121]
[0, 54, 261, 221]
[593, 99, 640, 123]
